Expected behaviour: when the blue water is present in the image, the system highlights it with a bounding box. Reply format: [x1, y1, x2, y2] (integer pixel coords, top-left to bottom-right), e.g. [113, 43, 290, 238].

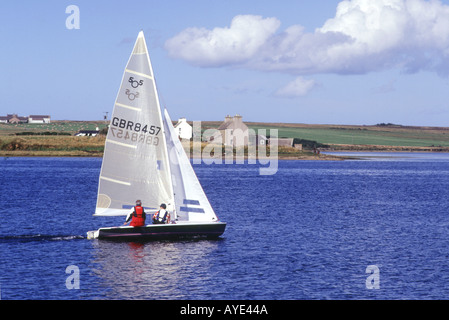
[1, 153, 449, 300]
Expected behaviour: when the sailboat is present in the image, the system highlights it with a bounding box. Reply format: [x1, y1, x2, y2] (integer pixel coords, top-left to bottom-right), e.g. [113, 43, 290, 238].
[87, 31, 226, 240]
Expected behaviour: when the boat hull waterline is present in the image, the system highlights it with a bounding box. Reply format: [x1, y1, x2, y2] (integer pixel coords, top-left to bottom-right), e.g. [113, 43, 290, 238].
[87, 222, 226, 240]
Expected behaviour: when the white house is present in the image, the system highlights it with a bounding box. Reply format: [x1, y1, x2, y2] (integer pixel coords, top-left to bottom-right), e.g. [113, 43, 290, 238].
[75, 128, 100, 137]
[1, 114, 51, 124]
[174, 118, 192, 140]
[28, 115, 51, 124]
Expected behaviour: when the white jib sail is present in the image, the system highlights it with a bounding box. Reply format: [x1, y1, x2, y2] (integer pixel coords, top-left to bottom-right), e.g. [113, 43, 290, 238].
[95, 31, 174, 216]
[163, 109, 219, 222]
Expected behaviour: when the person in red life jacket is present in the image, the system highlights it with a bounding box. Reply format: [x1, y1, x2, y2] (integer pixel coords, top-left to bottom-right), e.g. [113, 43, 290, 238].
[152, 203, 170, 224]
[123, 200, 146, 227]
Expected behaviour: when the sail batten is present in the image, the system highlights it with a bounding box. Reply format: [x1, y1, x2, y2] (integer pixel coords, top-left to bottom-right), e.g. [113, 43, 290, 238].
[106, 139, 137, 148]
[115, 102, 141, 111]
[125, 69, 153, 79]
[99, 176, 131, 186]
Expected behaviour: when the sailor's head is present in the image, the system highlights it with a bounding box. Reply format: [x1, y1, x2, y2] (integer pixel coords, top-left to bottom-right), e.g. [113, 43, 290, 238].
[136, 200, 142, 206]
[160, 203, 166, 209]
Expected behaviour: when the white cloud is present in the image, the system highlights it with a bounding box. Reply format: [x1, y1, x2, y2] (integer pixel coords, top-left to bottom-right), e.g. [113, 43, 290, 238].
[164, 15, 280, 67]
[275, 77, 317, 98]
[165, 0, 449, 75]
[315, 0, 449, 74]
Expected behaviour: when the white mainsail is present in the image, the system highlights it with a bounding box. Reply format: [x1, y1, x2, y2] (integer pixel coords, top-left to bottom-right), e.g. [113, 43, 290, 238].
[163, 109, 219, 222]
[95, 31, 174, 216]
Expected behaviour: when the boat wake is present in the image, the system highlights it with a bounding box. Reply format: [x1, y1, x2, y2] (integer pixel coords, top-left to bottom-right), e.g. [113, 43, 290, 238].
[0, 234, 85, 243]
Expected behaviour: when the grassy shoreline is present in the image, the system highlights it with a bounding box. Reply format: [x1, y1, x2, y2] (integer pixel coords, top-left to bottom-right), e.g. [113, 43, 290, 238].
[1, 138, 447, 160]
[1, 121, 448, 159]
[0, 136, 344, 160]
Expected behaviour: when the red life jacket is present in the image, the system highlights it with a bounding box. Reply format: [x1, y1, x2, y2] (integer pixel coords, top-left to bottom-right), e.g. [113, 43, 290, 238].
[130, 206, 145, 227]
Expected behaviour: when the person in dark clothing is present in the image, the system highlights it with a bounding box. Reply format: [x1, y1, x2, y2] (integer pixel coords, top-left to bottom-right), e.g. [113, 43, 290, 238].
[152, 203, 170, 224]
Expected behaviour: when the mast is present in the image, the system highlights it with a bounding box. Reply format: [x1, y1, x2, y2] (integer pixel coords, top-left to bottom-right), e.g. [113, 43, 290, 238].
[138, 31, 175, 209]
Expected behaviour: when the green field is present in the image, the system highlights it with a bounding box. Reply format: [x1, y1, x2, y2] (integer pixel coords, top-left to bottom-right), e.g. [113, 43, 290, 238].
[0, 121, 108, 135]
[1, 121, 449, 152]
[247, 124, 449, 148]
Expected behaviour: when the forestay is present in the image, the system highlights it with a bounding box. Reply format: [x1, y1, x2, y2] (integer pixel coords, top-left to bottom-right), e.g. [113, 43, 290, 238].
[95, 31, 173, 216]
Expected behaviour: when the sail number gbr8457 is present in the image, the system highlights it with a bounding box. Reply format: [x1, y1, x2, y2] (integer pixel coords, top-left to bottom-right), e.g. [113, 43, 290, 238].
[110, 116, 161, 146]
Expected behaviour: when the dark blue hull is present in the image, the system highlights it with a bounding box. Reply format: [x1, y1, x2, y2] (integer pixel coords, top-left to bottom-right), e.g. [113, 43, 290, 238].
[88, 222, 226, 240]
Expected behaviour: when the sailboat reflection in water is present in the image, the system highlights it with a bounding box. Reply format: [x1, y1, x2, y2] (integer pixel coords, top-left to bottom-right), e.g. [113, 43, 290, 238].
[87, 31, 226, 240]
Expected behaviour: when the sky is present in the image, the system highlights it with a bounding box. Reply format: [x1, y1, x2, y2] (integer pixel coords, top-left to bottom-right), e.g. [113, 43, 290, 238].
[1, 0, 449, 126]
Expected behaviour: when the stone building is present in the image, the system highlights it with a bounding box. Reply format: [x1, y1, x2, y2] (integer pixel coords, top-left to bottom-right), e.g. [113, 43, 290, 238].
[211, 114, 249, 147]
